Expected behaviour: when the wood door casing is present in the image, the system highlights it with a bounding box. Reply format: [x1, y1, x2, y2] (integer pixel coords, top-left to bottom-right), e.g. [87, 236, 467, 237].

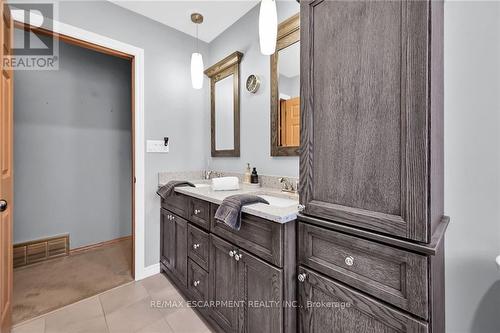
[0, 2, 12, 332]
[300, 0, 432, 242]
[298, 267, 428, 333]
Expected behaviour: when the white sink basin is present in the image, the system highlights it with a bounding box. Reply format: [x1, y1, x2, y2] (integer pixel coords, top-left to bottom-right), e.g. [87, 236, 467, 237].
[258, 195, 298, 208]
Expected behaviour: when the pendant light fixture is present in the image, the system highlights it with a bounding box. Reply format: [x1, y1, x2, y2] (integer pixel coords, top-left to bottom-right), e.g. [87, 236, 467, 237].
[259, 0, 278, 55]
[191, 13, 204, 89]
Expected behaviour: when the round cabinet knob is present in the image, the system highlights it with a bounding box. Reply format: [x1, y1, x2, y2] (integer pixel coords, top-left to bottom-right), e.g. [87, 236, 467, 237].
[194, 209, 201, 215]
[234, 253, 242, 261]
[193, 243, 200, 250]
[193, 280, 200, 287]
[229, 250, 235, 257]
[344, 256, 354, 266]
[297, 273, 307, 282]
[0, 200, 7, 212]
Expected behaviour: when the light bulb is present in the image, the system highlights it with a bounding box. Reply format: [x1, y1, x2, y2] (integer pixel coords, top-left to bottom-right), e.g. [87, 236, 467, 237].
[191, 52, 204, 89]
[259, 0, 278, 55]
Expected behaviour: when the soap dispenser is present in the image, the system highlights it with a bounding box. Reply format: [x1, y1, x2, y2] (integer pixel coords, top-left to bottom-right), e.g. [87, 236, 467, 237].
[251, 167, 259, 184]
[244, 163, 252, 184]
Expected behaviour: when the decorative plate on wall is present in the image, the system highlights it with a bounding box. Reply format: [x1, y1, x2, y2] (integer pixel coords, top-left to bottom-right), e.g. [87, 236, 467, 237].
[246, 74, 261, 93]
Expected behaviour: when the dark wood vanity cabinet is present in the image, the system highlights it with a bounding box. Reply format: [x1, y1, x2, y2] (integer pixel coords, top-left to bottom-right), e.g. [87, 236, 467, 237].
[297, 267, 428, 333]
[210, 234, 284, 333]
[300, 0, 444, 244]
[298, 0, 447, 332]
[160, 194, 296, 333]
[160, 209, 188, 288]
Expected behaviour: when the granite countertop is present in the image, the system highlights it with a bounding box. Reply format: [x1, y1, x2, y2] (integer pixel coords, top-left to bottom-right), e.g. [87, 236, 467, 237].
[161, 180, 299, 223]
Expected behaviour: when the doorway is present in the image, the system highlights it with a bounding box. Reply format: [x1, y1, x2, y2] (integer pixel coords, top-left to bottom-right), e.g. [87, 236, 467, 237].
[12, 23, 135, 324]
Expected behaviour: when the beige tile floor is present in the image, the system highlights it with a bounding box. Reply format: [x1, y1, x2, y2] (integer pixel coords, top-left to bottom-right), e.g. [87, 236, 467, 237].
[12, 273, 213, 333]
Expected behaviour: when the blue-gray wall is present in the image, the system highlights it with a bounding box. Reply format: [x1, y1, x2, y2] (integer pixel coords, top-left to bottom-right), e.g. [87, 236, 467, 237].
[14, 34, 132, 248]
[206, 1, 300, 177]
[37, 0, 209, 263]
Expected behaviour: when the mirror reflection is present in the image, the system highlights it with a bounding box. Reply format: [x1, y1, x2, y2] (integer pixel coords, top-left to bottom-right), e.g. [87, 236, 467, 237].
[277, 41, 300, 147]
[271, 13, 300, 156]
[215, 75, 235, 150]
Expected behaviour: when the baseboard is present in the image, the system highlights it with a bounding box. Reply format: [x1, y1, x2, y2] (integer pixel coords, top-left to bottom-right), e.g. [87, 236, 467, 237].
[136, 263, 160, 280]
[70, 235, 132, 255]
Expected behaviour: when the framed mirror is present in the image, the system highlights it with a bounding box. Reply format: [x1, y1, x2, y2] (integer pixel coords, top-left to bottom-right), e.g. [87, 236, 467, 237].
[205, 51, 243, 157]
[270, 13, 300, 156]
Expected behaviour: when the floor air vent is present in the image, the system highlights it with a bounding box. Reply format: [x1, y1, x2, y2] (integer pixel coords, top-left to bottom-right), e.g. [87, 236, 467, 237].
[14, 234, 69, 268]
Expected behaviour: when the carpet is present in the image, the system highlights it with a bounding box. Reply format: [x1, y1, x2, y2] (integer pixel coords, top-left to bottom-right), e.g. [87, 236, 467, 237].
[13, 238, 133, 324]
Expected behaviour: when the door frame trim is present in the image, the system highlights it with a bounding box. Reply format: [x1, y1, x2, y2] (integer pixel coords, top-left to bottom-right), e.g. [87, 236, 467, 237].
[12, 12, 151, 280]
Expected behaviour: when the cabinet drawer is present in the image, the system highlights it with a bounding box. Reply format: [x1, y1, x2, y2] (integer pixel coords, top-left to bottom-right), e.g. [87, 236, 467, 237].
[188, 224, 209, 271]
[211, 205, 283, 267]
[188, 259, 209, 301]
[298, 266, 428, 333]
[161, 192, 188, 218]
[298, 222, 428, 319]
[189, 197, 211, 231]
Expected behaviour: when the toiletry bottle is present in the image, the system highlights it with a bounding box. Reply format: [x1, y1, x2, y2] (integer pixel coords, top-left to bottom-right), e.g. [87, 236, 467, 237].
[244, 163, 251, 184]
[251, 167, 259, 184]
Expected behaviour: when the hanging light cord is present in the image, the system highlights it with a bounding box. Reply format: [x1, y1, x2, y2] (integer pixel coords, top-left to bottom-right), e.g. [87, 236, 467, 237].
[196, 23, 199, 53]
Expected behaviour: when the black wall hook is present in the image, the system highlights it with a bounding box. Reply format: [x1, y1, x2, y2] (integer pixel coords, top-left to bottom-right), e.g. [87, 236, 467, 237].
[164, 137, 169, 146]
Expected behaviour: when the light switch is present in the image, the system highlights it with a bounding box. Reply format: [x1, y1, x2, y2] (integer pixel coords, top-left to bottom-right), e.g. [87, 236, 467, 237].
[147, 140, 169, 153]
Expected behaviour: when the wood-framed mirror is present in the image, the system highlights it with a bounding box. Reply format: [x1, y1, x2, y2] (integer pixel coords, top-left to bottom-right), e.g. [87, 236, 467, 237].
[204, 51, 243, 157]
[271, 13, 300, 156]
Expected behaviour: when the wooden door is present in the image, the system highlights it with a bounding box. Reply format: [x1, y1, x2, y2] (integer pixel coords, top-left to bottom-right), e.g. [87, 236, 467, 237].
[297, 267, 428, 333]
[0, 1, 12, 332]
[209, 235, 238, 333]
[237, 249, 283, 333]
[300, 0, 432, 242]
[160, 210, 187, 287]
[280, 97, 300, 146]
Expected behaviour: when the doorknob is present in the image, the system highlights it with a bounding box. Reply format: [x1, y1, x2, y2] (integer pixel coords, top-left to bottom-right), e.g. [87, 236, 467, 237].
[0, 200, 7, 212]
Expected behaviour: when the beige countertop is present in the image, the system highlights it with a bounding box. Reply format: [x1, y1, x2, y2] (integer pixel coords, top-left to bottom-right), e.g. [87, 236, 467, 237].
[161, 180, 299, 223]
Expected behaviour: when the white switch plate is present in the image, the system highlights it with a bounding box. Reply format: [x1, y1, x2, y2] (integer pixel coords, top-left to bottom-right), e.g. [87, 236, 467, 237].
[147, 140, 169, 153]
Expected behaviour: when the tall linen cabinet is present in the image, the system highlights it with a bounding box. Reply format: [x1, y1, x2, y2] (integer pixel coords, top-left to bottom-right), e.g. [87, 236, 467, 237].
[297, 1, 448, 332]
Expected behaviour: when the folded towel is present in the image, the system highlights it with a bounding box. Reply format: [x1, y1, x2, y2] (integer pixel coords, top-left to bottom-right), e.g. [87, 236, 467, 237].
[157, 180, 195, 200]
[211, 177, 240, 191]
[215, 194, 269, 230]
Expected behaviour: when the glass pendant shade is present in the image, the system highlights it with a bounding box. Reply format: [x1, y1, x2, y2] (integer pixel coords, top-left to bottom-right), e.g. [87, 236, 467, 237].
[259, 0, 278, 55]
[191, 52, 204, 89]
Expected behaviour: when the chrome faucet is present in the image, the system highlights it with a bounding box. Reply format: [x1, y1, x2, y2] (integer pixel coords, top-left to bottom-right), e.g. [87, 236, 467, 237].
[279, 177, 296, 193]
[203, 170, 222, 180]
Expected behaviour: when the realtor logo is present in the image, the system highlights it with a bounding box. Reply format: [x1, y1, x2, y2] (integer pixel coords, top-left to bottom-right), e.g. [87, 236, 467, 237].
[6, 2, 59, 70]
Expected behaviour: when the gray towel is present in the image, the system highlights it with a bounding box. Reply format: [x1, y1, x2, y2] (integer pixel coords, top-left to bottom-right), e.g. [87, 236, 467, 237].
[157, 181, 195, 200]
[215, 194, 269, 230]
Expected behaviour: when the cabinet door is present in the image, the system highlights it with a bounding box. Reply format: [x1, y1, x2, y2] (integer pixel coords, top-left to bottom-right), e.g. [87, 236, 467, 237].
[160, 209, 187, 287]
[209, 235, 238, 333]
[160, 209, 175, 269]
[300, 0, 430, 242]
[297, 267, 428, 333]
[237, 250, 283, 333]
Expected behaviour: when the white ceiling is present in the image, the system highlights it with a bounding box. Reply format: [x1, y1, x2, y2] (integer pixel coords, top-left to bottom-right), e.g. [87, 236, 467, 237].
[110, 1, 259, 43]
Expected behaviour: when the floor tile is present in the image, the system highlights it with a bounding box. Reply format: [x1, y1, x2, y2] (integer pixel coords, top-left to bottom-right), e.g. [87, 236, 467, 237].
[105, 297, 162, 333]
[151, 286, 187, 317]
[44, 296, 108, 333]
[12, 318, 45, 333]
[141, 273, 174, 296]
[99, 282, 148, 315]
[165, 308, 211, 333]
[135, 318, 173, 333]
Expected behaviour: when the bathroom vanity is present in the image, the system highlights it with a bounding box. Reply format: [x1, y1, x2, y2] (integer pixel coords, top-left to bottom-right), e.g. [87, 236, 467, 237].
[159, 184, 298, 333]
